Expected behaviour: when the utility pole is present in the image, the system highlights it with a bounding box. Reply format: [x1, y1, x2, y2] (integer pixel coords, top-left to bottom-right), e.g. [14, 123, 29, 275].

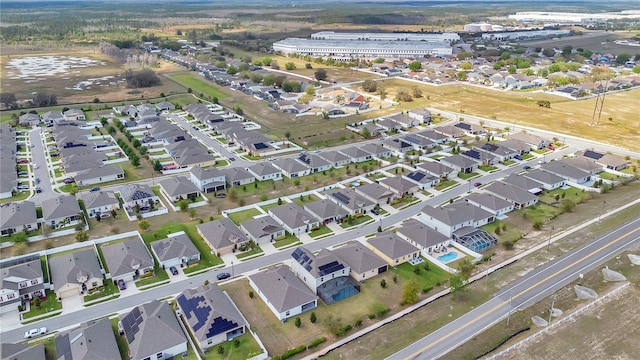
[547, 226, 554, 251]
[506, 290, 513, 327]
[548, 293, 557, 326]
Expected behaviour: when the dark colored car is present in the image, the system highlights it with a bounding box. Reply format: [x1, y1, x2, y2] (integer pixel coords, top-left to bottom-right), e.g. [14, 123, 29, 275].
[513, 155, 522, 161]
[216, 272, 231, 280]
[371, 208, 380, 215]
[523, 165, 531, 170]
[229, 157, 236, 162]
[169, 266, 179, 275]
[215, 193, 227, 198]
[117, 279, 126, 290]
[35, 178, 40, 184]
[473, 182, 482, 187]
[63, 178, 75, 184]
[36, 188, 42, 193]
[90, 187, 100, 192]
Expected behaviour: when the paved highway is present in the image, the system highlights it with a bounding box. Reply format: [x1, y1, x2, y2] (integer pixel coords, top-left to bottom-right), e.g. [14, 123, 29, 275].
[0, 146, 571, 343]
[389, 216, 640, 360]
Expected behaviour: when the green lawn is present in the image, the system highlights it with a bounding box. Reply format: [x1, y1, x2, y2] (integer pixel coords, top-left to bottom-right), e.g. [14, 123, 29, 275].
[521, 153, 535, 160]
[141, 219, 223, 274]
[341, 215, 373, 229]
[259, 202, 280, 212]
[519, 203, 563, 224]
[110, 317, 130, 360]
[169, 73, 230, 100]
[201, 333, 264, 360]
[390, 196, 419, 209]
[34, 337, 56, 360]
[481, 220, 525, 244]
[227, 208, 262, 225]
[1, 191, 30, 204]
[598, 172, 625, 181]
[429, 154, 445, 159]
[84, 280, 120, 302]
[435, 180, 458, 191]
[135, 267, 169, 287]
[538, 186, 592, 206]
[273, 232, 302, 249]
[309, 225, 334, 238]
[292, 193, 321, 207]
[40, 256, 49, 283]
[478, 164, 498, 172]
[502, 159, 516, 166]
[22, 290, 62, 320]
[236, 244, 265, 260]
[457, 172, 479, 180]
[391, 259, 451, 292]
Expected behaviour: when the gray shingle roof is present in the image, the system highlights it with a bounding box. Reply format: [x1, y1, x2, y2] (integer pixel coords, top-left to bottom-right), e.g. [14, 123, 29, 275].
[151, 233, 199, 263]
[367, 232, 420, 260]
[42, 195, 81, 222]
[397, 219, 449, 248]
[159, 176, 200, 197]
[248, 265, 317, 313]
[540, 161, 590, 180]
[0, 201, 37, 231]
[440, 154, 478, 169]
[318, 150, 350, 164]
[291, 246, 347, 278]
[74, 165, 124, 182]
[220, 167, 254, 183]
[379, 176, 418, 194]
[331, 241, 387, 275]
[356, 183, 395, 201]
[523, 169, 565, 186]
[0, 259, 42, 286]
[197, 218, 248, 250]
[121, 300, 186, 360]
[55, 318, 118, 360]
[324, 188, 374, 210]
[304, 199, 348, 220]
[248, 162, 280, 177]
[0, 343, 45, 360]
[417, 161, 453, 176]
[269, 203, 317, 229]
[240, 216, 284, 239]
[189, 165, 224, 181]
[464, 193, 513, 212]
[485, 181, 539, 205]
[49, 248, 102, 291]
[340, 146, 370, 159]
[101, 238, 154, 278]
[78, 191, 119, 210]
[177, 283, 246, 343]
[502, 173, 544, 192]
[273, 158, 308, 174]
[119, 183, 155, 203]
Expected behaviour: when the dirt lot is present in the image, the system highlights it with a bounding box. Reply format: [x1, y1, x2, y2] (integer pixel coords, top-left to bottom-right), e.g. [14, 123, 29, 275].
[493, 284, 640, 360]
[521, 31, 639, 56]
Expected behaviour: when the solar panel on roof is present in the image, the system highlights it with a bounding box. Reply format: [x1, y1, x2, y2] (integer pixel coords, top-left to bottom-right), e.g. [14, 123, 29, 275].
[122, 306, 143, 343]
[254, 143, 269, 150]
[318, 261, 345, 276]
[407, 172, 426, 181]
[292, 248, 303, 260]
[207, 316, 238, 338]
[332, 192, 350, 204]
[463, 150, 481, 160]
[455, 123, 472, 131]
[583, 150, 603, 160]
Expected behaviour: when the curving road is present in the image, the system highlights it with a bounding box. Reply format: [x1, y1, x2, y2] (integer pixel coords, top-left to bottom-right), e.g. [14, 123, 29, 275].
[390, 217, 640, 360]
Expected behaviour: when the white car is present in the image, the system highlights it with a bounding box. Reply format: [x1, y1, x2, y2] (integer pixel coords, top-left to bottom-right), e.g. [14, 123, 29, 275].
[24, 327, 47, 338]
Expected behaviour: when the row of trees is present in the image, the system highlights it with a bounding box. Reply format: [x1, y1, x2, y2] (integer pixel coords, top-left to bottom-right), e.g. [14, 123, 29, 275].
[124, 68, 161, 88]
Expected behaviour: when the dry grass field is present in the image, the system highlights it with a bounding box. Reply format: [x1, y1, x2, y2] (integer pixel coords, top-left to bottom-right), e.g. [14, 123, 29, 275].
[522, 31, 640, 56]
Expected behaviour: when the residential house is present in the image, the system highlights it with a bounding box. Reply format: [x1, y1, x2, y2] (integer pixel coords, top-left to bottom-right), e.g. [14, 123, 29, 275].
[40, 111, 64, 125]
[439, 154, 479, 174]
[55, 318, 119, 360]
[62, 109, 86, 121]
[156, 101, 176, 113]
[247, 162, 282, 181]
[248, 265, 317, 321]
[177, 283, 247, 351]
[150, 233, 200, 268]
[562, 157, 603, 175]
[402, 134, 437, 151]
[240, 216, 285, 244]
[79, 190, 120, 218]
[297, 153, 332, 173]
[120, 300, 187, 360]
[0, 201, 38, 237]
[221, 167, 255, 187]
[159, 176, 200, 203]
[269, 203, 320, 236]
[464, 193, 515, 217]
[396, 219, 450, 254]
[576, 150, 628, 171]
[74, 165, 125, 186]
[101, 237, 154, 281]
[331, 241, 388, 281]
[49, 248, 103, 299]
[119, 183, 160, 212]
[166, 140, 216, 169]
[0, 343, 45, 360]
[304, 199, 349, 224]
[340, 146, 373, 163]
[189, 166, 226, 193]
[356, 182, 397, 205]
[381, 138, 414, 154]
[417, 161, 456, 179]
[540, 161, 591, 184]
[366, 232, 420, 266]
[197, 218, 249, 255]
[0, 258, 44, 308]
[19, 113, 41, 127]
[434, 125, 465, 138]
[523, 170, 566, 190]
[408, 109, 432, 124]
[42, 195, 82, 229]
[415, 129, 450, 144]
[484, 181, 539, 209]
[502, 173, 545, 194]
[290, 247, 359, 304]
[461, 148, 497, 166]
[419, 202, 494, 237]
[361, 143, 392, 159]
[385, 114, 420, 129]
[379, 176, 419, 197]
[324, 188, 375, 215]
[509, 132, 550, 150]
[318, 150, 351, 168]
[272, 158, 310, 178]
[499, 139, 532, 155]
[403, 170, 440, 189]
[473, 142, 517, 162]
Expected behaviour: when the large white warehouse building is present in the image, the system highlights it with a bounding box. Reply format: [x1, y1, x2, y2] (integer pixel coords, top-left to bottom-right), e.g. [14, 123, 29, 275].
[273, 38, 452, 59]
[509, 11, 640, 23]
[310, 31, 460, 43]
[482, 30, 571, 41]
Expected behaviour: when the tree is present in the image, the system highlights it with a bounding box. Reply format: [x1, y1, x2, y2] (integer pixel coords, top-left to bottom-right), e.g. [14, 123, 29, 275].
[616, 53, 632, 65]
[457, 71, 468, 81]
[305, 86, 315, 96]
[261, 57, 272, 66]
[457, 51, 473, 60]
[412, 86, 422, 98]
[31, 92, 57, 107]
[13, 232, 27, 243]
[449, 275, 466, 300]
[380, 279, 387, 288]
[0, 93, 17, 109]
[395, 89, 413, 102]
[361, 127, 371, 139]
[42, 224, 52, 239]
[310, 312, 317, 323]
[226, 66, 238, 75]
[561, 199, 576, 212]
[459, 61, 473, 70]
[633, 65, 640, 74]
[561, 45, 573, 57]
[457, 258, 475, 280]
[75, 230, 88, 242]
[401, 280, 419, 305]
[138, 220, 150, 232]
[233, 104, 243, 115]
[542, 48, 556, 57]
[284, 131, 291, 142]
[189, 208, 197, 219]
[314, 68, 327, 81]
[295, 317, 302, 328]
[362, 79, 378, 92]
[285, 62, 296, 70]
[124, 69, 160, 88]
[408, 61, 422, 71]
[499, 51, 511, 60]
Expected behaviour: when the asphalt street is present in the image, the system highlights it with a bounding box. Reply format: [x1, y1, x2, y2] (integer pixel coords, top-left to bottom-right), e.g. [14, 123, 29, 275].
[389, 216, 640, 360]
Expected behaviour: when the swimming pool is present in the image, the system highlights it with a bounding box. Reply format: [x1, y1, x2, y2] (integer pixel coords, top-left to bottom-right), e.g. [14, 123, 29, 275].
[437, 252, 458, 263]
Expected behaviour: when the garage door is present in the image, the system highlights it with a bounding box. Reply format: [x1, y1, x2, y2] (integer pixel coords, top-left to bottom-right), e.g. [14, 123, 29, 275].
[58, 287, 79, 299]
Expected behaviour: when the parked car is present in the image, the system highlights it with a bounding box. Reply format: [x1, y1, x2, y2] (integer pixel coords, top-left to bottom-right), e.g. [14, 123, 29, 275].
[513, 155, 522, 161]
[89, 187, 100, 192]
[36, 188, 42, 193]
[548, 146, 555, 151]
[63, 178, 75, 184]
[473, 182, 482, 187]
[537, 160, 546, 165]
[371, 208, 380, 215]
[523, 165, 531, 170]
[215, 193, 227, 198]
[18, 185, 30, 190]
[229, 157, 236, 162]
[169, 266, 179, 275]
[117, 279, 126, 290]
[17, 159, 29, 164]
[99, 213, 110, 219]
[216, 272, 231, 280]
[35, 178, 40, 184]
[18, 171, 28, 176]
[24, 327, 47, 339]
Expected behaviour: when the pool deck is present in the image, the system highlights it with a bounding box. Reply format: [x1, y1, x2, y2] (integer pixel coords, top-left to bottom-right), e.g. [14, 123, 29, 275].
[435, 248, 464, 264]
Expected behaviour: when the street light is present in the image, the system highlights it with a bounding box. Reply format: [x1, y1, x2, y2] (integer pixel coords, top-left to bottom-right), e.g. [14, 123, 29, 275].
[548, 293, 557, 326]
[506, 290, 514, 327]
[547, 226, 555, 251]
[599, 200, 606, 221]
[231, 261, 234, 279]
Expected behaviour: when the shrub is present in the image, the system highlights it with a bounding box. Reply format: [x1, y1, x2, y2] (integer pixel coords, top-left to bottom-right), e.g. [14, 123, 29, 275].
[280, 345, 306, 360]
[422, 286, 433, 293]
[532, 220, 544, 230]
[295, 317, 301, 328]
[355, 319, 363, 327]
[310, 312, 317, 323]
[503, 240, 514, 250]
[308, 337, 326, 348]
[368, 314, 376, 320]
[233, 338, 240, 348]
[380, 279, 387, 288]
